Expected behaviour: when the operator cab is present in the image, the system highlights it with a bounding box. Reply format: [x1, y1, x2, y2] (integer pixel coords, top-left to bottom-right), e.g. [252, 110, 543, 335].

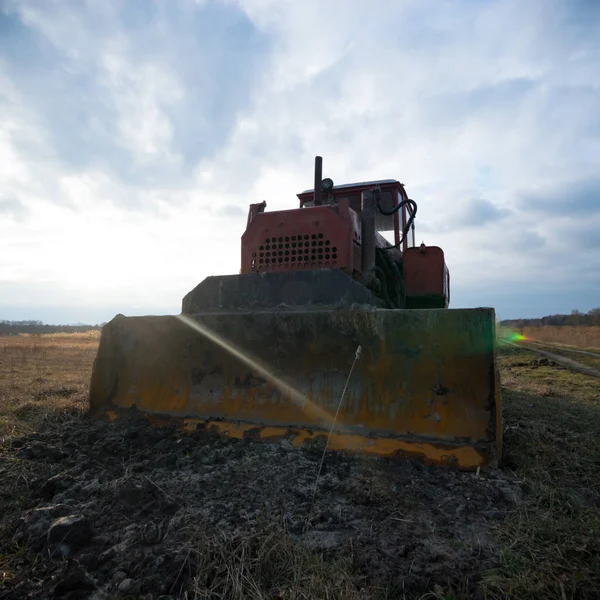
[297, 179, 416, 250]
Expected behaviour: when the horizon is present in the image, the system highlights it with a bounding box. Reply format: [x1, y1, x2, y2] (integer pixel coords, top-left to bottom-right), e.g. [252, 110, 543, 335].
[2, 301, 599, 328]
[1, 0, 599, 323]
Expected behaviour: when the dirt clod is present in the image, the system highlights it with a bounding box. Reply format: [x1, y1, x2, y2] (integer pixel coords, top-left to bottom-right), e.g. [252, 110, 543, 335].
[47, 514, 91, 555]
[117, 578, 134, 592]
[15, 504, 74, 551]
[52, 559, 97, 598]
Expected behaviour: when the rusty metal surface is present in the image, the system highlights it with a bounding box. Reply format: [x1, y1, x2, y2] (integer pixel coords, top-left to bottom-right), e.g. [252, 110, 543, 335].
[89, 307, 501, 470]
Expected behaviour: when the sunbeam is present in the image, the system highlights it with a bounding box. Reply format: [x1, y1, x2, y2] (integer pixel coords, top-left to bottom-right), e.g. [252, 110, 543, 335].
[176, 313, 344, 429]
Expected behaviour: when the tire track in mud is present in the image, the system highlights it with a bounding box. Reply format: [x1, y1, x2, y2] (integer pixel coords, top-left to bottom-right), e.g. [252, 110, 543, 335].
[510, 341, 600, 379]
[524, 340, 600, 360]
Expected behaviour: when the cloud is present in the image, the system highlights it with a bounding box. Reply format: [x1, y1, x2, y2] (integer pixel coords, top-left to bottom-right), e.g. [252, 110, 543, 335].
[217, 204, 246, 218]
[1, 0, 272, 192]
[0, 0, 599, 322]
[521, 177, 600, 216]
[461, 198, 512, 226]
[0, 195, 28, 221]
[430, 197, 512, 231]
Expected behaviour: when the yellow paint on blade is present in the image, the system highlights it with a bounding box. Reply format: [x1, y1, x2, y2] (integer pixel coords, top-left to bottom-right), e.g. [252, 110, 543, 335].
[179, 418, 485, 469]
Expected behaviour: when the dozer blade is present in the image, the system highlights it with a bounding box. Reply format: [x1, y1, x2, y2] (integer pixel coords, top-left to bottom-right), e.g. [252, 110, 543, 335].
[89, 307, 501, 470]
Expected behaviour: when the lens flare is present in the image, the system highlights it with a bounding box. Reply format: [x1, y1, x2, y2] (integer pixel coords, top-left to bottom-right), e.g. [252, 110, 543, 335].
[497, 327, 527, 345]
[176, 313, 342, 429]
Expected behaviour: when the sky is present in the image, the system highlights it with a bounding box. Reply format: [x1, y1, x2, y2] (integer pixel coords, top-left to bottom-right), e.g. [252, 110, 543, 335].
[1, 0, 599, 324]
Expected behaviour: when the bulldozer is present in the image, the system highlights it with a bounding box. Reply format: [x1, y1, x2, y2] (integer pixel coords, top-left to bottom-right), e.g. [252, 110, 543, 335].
[89, 157, 502, 470]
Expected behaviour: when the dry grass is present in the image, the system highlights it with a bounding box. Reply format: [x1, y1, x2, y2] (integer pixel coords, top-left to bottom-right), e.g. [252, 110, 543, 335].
[523, 325, 600, 351]
[14, 330, 101, 342]
[0, 333, 98, 440]
[182, 526, 372, 600]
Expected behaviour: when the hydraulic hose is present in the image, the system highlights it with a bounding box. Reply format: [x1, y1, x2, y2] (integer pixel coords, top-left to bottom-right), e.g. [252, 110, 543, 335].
[373, 186, 417, 249]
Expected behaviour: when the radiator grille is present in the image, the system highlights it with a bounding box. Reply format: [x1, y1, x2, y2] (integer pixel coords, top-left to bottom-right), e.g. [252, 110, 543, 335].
[251, 233, 338, 272]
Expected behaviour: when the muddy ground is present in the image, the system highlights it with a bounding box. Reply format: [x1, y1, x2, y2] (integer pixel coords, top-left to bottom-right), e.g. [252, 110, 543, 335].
[0, 409, 522, 600]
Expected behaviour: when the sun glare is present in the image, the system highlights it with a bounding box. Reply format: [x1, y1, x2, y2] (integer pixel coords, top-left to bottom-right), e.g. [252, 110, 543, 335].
[175, 313, 344, 428]
[498, 328, 527, 346]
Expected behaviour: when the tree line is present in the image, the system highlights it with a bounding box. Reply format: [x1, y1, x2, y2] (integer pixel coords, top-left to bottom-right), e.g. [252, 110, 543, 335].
[0, 320, 104, 335]
[500, 307, 600, 329]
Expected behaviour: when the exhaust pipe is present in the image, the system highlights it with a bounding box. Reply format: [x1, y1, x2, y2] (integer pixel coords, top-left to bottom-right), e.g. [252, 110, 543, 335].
[314, 156, 323, 206]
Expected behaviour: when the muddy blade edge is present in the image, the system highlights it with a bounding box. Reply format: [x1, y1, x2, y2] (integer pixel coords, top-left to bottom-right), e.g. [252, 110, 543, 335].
[89, 308, 502, 470]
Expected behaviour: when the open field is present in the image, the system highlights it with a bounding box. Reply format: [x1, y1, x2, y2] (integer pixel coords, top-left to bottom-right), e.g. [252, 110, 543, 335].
[0, 332, 100, 439]
[1, 333, 599, 599]
[522, 325, 600, 351]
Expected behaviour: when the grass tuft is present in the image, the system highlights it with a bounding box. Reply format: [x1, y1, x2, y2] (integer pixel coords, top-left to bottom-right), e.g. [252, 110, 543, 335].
[184, 527, 372, 600]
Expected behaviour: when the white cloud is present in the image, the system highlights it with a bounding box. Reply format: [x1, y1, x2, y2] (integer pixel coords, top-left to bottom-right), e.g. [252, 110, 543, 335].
[100, 42, 182, 161]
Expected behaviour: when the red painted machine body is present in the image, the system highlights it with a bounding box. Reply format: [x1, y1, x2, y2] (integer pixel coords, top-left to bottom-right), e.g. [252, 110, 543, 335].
[241, 199, 363, 276]
[241, 178, 450, 308]
[403, 245, 450, 308]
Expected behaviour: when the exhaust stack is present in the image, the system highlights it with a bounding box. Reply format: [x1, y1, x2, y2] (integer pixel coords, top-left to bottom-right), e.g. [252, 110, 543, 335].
[313, 156, 323, 206]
